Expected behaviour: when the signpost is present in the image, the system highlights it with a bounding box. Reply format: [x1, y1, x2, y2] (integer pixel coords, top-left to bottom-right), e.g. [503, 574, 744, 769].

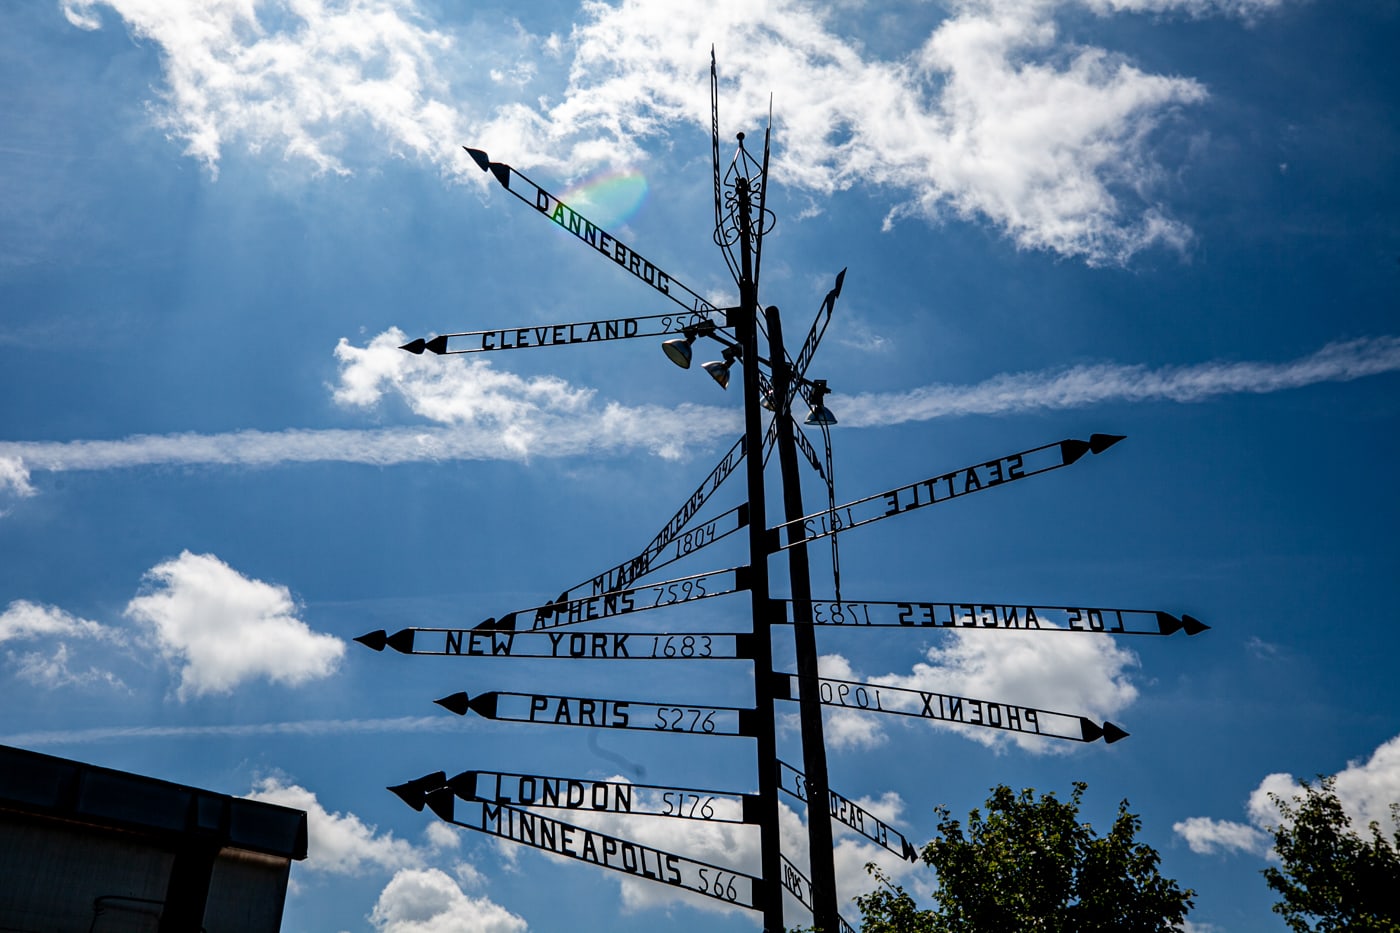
[359, 53, 1205, 933]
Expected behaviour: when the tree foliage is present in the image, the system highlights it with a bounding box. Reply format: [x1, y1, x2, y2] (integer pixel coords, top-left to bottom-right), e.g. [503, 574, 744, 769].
[1262, 776, 1400, 933]
[856, 783, 1193, 933]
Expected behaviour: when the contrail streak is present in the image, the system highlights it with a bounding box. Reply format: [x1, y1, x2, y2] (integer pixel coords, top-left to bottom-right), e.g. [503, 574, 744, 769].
[0, 716, 461, 747]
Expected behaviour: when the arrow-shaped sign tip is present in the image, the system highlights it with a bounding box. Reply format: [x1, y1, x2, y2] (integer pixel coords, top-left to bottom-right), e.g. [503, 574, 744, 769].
[434, 692, 471, 716]
[494, 612, 518, 632]
[1079, 717, 1104, 742]
[489, 162, 510, 190]
[425, 335, 450, 355]
[472, 617, 497, 631]
[425, 787, 456, 822]
[1155, 612, 1185, 636]
[1089, 433, 1127, 454]
[353, 630, 387, 651]
[463, 147, 491, 172]
[386, 781, 426, 811]
[1181, 614, 1210, 636]
[385, 628, 416, 654]
[447, 770, 478, 798]
[1102, 721, 1130, 744]
[386, 771, 447, 812]
[399, 338, 427, 355]
[1061, 438, 1092, 465]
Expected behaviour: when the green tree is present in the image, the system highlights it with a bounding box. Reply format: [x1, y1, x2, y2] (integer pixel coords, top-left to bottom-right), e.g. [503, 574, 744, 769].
[1262, 776, 1400, 933]
[856, 783, 1193, 933]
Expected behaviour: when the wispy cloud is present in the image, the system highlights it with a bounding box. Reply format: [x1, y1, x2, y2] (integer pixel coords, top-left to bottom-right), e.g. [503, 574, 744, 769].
[3, 335, 1397, 484]
[839, 336, 1400, 427]
[62, 0, 1285, 263]
[0, 715, 459, 747]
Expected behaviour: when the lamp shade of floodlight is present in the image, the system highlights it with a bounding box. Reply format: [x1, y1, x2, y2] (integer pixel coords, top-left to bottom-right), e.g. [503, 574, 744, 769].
[703, 358, 733, 389]
[662, 336, 694, 369]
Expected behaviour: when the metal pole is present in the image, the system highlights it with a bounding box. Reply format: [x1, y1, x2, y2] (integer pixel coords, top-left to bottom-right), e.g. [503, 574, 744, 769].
[766, 304, 839, 932]
[736, 175, 784, 933]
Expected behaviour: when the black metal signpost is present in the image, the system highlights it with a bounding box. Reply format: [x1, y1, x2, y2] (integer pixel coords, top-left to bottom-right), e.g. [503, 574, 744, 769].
[360, 52, 1205, 933]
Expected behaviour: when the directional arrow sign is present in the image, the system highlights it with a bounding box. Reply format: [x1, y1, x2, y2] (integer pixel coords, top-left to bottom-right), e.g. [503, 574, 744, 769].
[769, 434, 1126, 551]
[355, 627, 754, 660]
[772, 674, 1129, 745]
[419, 794, 767, 913]
[779, 856, 857, 933]
[354, 567, 749, 653]
[496, 566, 747, 636]
[434, 689, 760, 738]
[449, 769, 758, 825]
[541, 503, 748, 612]
[464, 147, 717, 317]
[543, 437, 746, 610]
[399, 310, 723, 356]
[777, 760, 918, 862]
[771, 598, 1209, 636]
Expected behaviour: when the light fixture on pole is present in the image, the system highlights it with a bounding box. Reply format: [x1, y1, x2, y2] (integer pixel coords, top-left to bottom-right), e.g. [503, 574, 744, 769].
[662, 320, 722, 370]
[703, 346, 741, 390]
[662, 331, 697, 369]
[804, 378, 837, 425]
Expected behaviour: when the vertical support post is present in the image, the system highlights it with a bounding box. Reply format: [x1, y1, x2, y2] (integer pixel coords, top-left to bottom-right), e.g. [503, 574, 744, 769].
[735, 175, 784, 933]
[766, 304, 839, 932]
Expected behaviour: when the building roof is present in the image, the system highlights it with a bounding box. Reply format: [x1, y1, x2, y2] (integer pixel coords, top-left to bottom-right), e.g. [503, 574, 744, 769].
[0, 744, 308, 860]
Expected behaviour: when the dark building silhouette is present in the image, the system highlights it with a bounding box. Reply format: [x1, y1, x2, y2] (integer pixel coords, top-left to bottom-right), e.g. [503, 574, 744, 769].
[0, 745, 307, 933]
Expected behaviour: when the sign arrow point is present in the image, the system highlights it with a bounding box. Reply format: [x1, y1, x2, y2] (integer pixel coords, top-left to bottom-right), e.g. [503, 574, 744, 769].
[1079, 717, 1104, 742]
[385, 629, 415, 654]
[472, 617, 496, 631]
[467, 692, 499, 718]
[447, 771, 478, 799]
[1102, 721, 1130, 744]
[425, 787, 456, 822]
[488, 162, 511, 190]
[435, 692, 471, 716]
[1060, 438, 1092, 465]
[425, 335, 449, 355]
[1089, 433, 1127, 454]
[1181, 614, 1209, 635]
[463, 147, 491, 172]
[399, 338, 426, 355]
[1155, 612, 1185, 636]
[386, 771, 447, 812]
[353, 630, 387, 651]
[495, 612, 518, 631]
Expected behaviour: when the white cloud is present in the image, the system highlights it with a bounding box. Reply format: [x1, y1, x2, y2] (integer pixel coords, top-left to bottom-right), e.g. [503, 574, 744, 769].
[0, 455, 36, 498]
[7, 643, 127, 690]
[1174, 732, 1400, 857]
[63, 0, 1290, 263]
[1171, 815, 1269, 856]
[124, 550, 345, 699]
[1, 600, 126, 689]
[4, 334, 1397, 480]
[369, 868, 528, 933]
[246, 777, 423, 874]
[0, 599, 121, 644]
[60, 0, 477, 180]
[819, 629, 1140, 754]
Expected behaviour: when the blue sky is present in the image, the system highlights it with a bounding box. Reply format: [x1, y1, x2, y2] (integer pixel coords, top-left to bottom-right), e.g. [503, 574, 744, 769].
[2, 1, 1398, 931]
